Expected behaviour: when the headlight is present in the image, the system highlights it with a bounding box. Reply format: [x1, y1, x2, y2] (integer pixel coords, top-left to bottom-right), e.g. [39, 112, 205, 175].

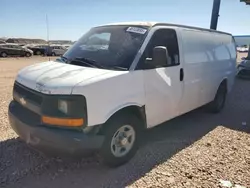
[58, 100, 68, 114]
[41, 95, 87, 127]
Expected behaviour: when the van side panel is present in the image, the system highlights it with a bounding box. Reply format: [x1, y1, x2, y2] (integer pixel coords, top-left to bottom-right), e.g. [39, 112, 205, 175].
[200, 32, 236, 104]
[178, 29, 205, 114]
[179, 29, 236, 114]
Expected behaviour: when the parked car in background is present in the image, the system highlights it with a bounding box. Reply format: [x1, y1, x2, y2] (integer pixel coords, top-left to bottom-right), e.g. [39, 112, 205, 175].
[0, 43, 33, 57]
[28, 45, 48, 55]
[237, 46, 249, 52]
[51, 45, 67, 56]
[237, 57, 250, 79]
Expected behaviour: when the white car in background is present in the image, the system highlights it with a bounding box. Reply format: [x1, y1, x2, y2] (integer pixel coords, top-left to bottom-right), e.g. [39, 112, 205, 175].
[237, 46, 249, 52]
[51, 45, 67, 56]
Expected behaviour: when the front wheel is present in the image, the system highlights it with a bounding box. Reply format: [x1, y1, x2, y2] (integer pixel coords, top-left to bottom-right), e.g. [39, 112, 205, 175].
[25, 52, 32, 57]
[100, 113, 142, 167]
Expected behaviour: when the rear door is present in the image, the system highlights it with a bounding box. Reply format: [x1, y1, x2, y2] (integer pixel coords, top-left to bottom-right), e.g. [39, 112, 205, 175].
[13, 45, 24, 56]
[7, 45, 22, 56]
[138, 28, 184, 128]
[5, 45, 17, 55]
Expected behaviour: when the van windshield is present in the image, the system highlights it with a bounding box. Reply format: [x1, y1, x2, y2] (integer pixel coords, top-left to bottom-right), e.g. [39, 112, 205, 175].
[61, 25, 149, 70]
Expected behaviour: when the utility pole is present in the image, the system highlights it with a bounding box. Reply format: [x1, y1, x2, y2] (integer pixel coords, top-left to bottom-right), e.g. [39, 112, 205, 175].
[46, 14, 50, 60]
[210, 0, 221, 30]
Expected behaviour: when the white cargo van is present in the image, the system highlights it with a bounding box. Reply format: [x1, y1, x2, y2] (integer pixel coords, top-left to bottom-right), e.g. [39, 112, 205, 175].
[8, 22, 237, 167]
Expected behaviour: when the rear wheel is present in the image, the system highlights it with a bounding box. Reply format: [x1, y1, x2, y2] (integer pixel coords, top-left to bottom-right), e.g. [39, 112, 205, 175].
[1, 52, 7, 57]
[208, 82, 227, 113]
[100, 113, 142, 167]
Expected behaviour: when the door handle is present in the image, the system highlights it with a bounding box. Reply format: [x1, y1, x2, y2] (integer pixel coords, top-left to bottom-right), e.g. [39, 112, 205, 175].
[180, 68, 184, 81]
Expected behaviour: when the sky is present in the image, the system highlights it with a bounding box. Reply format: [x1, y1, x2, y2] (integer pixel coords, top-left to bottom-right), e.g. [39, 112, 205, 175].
[1, 0, 249, 40]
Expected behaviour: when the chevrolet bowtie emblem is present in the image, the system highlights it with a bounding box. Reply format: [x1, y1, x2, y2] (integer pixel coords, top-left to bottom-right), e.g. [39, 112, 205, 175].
[20, 97, 27, 106]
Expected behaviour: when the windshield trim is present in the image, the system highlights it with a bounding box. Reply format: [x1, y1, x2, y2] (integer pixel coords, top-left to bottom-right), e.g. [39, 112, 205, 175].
[128, 26, 153, 71]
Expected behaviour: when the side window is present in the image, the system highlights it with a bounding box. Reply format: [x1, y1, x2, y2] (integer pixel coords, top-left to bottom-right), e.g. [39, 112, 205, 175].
[14, 45, 21, 49]
[137, 29, 179, 69]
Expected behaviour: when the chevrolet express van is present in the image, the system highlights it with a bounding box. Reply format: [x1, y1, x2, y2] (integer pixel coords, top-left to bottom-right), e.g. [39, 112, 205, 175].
[8, 22, 237, 167]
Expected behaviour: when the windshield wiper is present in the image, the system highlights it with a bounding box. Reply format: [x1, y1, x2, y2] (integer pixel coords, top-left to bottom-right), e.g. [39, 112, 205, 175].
[59, 56, 128, 70]
[109, 66, 128, 71]
[70, 57, 97, 68]
[76, 57, 129, 70]
[74, 57, 106, 69]
[56, 55, 68, 63]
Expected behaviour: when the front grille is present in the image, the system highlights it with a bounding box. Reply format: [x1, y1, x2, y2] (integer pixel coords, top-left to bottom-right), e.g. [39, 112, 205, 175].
[10, 101, 41, 125]
[14, 82, 43, 105]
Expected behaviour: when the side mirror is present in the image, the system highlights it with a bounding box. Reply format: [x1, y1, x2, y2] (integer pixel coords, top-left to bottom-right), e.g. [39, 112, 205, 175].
[145, 46, 169, 67]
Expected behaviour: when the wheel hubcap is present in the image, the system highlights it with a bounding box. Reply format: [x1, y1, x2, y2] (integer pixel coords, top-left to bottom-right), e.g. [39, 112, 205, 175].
[121, 137, 128, 146]
[111, 125, 135, 158]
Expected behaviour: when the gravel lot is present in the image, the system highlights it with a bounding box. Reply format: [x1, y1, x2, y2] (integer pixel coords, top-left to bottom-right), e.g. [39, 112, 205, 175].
[0, 55, 250, 188]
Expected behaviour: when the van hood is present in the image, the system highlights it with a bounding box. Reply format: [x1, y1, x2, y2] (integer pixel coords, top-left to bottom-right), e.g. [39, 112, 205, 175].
[16, 61, 126, 94]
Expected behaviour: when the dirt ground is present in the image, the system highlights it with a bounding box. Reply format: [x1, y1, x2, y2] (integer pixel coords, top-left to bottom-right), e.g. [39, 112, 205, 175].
[0, 54, 249, 188]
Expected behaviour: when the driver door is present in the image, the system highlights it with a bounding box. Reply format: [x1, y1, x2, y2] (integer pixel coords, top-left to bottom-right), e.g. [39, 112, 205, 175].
[140, 28, 184, 128]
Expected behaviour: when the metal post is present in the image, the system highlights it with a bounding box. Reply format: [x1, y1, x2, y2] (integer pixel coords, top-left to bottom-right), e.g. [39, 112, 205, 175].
[210, 0, 221, 30]
[46, 14, 50, 60]
[247, 44, 250, 60]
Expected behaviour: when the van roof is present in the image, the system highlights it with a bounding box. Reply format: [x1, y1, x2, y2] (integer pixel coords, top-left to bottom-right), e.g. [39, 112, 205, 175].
[99, 21, 231, 36]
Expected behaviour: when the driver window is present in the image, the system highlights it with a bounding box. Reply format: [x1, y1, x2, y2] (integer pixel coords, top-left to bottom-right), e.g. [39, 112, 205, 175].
[137, 29, 179, 69]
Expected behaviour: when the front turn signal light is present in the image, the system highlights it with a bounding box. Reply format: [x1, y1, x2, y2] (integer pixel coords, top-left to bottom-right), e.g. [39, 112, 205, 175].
[42, 116, 83, 127]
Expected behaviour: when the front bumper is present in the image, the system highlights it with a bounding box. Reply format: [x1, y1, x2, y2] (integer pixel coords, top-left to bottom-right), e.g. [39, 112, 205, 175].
[8, 101, 104, 156]
[237, 66, 250, 79]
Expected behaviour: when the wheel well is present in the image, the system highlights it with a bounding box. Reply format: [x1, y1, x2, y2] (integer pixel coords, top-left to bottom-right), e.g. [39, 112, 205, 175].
[116, 105, 146, 123]
[220, 79, 228, 92]
[99, 105, 147, 134]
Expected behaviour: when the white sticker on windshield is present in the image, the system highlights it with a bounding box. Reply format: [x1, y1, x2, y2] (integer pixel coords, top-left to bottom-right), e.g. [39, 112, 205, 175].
[126, 27, 147, 34]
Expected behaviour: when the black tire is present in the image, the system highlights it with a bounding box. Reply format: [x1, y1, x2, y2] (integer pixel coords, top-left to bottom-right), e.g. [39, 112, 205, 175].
[1, 52, 8, 58]
[25, 52, 32, 57]
[100, 113, 142, 167]
[35, 50, 41, 55]
[51, 52, 56, 56]
[208, 82, 227, 113]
